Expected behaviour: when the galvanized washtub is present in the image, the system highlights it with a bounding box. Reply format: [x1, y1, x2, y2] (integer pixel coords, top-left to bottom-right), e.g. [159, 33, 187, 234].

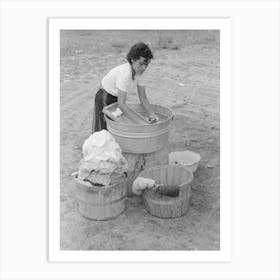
[103, 103, 173, 154]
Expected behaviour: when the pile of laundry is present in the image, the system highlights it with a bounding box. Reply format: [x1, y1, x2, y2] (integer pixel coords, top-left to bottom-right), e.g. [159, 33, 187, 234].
[73, 130, 128, 186]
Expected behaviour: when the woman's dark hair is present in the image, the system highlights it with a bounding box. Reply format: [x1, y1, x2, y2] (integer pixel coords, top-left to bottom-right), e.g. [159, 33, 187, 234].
[126, 42, 153, 64]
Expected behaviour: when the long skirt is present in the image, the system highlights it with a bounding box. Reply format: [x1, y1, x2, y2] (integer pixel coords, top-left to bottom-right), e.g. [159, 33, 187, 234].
[92, 88, 118, 133]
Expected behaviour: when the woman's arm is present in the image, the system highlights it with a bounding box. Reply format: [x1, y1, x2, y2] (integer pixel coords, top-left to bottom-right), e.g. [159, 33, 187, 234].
[137, 85, 158, 121]
[117, 90, 147, 124]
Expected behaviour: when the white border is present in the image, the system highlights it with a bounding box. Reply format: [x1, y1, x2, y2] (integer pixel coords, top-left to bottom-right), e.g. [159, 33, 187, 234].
[49, 18, 231, 262]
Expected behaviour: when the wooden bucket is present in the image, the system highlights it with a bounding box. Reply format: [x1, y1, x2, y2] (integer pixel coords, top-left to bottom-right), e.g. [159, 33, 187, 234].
[139, 165, 193, 218]
[74, 177, 127, 221]
[103, 103, 173, 154]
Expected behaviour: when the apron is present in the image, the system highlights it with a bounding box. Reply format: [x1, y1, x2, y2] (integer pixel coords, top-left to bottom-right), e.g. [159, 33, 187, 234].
[92, 87, 118, 133]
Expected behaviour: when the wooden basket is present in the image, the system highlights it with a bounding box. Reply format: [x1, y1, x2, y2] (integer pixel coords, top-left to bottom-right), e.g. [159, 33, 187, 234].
[139, 165, 193, 218]
[74, 177, 127, 221]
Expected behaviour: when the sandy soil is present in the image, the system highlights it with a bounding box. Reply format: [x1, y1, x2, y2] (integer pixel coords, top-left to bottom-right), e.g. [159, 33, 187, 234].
[60, 30, 220, 250]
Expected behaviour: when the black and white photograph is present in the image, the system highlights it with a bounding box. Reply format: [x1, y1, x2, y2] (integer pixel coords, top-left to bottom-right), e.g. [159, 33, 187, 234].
[50, 18, 231, 258]
[1, 0, 280, 279]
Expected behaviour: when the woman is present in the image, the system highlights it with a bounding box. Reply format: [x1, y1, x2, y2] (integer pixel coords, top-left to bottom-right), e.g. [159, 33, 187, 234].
[92, 42, 159, 132]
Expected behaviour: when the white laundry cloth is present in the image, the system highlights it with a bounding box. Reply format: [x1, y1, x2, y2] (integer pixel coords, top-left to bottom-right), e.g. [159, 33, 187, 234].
[77, 130, 128, 183]
[111, 108, 123, 118]
[132, 177, 155, 195]
[82, 130, 125, 163]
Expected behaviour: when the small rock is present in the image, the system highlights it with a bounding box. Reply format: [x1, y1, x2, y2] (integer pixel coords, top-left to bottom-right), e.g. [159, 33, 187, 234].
[179, 83, 185, 86]
[206, 163, 215, 168]
[75, 49, 83, 54]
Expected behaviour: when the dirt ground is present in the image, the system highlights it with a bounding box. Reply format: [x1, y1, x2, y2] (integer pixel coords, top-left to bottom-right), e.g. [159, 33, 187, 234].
[60, 30, 220, 250]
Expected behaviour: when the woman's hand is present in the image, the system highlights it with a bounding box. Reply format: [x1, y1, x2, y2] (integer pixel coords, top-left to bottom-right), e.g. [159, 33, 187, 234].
[118, 90, 147, 124]
[148, 113, 159, 124]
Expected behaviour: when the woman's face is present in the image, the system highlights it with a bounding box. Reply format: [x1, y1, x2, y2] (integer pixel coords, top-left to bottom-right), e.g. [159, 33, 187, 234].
[131, 57, 150, 75]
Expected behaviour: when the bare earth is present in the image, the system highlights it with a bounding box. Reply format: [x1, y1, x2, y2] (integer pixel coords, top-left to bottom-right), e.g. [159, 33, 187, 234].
[60, 30, 220, 250]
